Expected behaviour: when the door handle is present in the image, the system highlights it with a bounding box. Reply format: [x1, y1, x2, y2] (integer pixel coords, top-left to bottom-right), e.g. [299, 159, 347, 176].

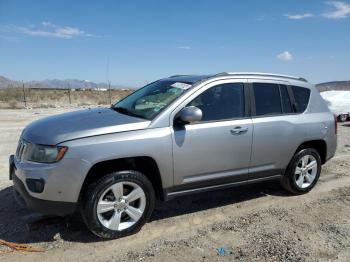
[230, 126, 248, 135]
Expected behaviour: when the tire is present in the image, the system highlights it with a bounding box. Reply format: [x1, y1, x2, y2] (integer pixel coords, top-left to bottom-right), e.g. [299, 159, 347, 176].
[338, 114, 348, 122]
[81, 170, 155, 239]
[281, 148, 321, 195]
[12, 187, 26, 208]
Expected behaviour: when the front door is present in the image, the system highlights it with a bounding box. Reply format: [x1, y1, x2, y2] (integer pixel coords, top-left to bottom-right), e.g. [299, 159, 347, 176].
[171, 81, 253, 187]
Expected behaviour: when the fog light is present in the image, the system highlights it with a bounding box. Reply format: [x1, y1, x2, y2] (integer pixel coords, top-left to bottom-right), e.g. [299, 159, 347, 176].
[26, 179, 45, 193]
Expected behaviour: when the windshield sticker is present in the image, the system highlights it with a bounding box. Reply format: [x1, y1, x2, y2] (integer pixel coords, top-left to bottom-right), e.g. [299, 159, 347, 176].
[171, 82, 192, 90]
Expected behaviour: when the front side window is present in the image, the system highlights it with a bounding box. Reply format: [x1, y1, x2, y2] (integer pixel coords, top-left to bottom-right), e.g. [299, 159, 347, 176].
[253, 83, 282, 116]
[291, 85, 311, 113]
[113, 80, 192, 120]
[187, 83, 245, 122]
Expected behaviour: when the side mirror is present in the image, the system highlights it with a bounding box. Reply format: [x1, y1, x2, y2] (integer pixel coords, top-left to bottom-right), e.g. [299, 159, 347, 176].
[176, 106, 202, 124]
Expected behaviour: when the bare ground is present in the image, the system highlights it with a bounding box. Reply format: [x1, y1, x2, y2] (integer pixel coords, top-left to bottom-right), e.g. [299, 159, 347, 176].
[0, 108, 349, 261]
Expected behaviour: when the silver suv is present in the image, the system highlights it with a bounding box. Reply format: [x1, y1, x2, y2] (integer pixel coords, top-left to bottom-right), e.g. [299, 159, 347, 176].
[9, 72, 337, 239]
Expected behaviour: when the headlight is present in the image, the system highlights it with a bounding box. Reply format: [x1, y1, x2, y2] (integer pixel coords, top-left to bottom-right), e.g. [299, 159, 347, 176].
[25, 144, 68, 163]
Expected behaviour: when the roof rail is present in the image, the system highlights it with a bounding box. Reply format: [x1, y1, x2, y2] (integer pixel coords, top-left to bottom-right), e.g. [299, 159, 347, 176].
[214, 72, 308, 82]
[168, 74, 189, 78]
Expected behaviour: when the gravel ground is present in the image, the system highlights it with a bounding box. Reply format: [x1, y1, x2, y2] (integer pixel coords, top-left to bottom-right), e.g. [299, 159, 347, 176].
[0, 108, 349, 261]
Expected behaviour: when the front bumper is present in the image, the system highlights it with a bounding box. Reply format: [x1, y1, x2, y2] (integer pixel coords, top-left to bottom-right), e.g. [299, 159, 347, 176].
[10, 155, 77, 216]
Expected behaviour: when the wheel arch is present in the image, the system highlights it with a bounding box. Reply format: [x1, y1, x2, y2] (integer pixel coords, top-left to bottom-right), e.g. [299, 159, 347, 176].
[79, 156, 164, 202]
[294, 139, 327, 164]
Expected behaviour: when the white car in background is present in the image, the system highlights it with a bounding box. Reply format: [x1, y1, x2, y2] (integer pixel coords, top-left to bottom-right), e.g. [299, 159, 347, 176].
[320, 91, 350, 122]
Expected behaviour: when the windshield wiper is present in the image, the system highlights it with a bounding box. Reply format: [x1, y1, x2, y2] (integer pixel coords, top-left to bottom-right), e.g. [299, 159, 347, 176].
[112, 106, 147, 119]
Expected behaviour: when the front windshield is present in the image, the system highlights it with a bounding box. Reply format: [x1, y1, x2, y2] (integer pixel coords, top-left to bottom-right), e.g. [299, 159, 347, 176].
[113, 80, 192, 120]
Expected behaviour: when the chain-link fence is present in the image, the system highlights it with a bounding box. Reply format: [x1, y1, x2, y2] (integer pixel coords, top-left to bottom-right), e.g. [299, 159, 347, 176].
[0, 86, 132, 109]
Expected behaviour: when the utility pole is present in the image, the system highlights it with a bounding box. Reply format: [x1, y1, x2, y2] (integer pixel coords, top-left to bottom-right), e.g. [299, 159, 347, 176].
[106, 56, 112, 105]
[108, 81, 112, 105]
[22, 81, 27, 108]
[67, 84, 71, 105]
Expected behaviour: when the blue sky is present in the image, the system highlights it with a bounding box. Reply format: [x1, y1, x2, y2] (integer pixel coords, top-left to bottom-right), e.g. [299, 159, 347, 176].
[0, 0, 350, 86]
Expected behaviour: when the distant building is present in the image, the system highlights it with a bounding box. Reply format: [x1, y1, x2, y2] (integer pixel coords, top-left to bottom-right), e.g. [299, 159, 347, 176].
[93, 88, 108, 92]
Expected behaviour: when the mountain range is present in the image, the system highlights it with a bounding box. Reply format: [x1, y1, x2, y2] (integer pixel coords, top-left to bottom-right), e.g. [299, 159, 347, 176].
[315, 81, 350, 92]
[0, 75, 130, 90]
[1, 75, 350, 92]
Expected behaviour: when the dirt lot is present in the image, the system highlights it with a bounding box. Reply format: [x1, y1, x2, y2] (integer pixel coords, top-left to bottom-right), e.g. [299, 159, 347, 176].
[0, 108, 349, 261]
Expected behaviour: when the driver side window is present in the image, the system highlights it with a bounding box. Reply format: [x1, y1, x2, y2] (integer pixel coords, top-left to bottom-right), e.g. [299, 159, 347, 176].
[187, 83, 245, 122]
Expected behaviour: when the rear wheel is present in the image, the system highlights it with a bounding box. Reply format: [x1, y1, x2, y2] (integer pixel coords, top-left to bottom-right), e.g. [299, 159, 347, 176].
[81, 170, 155, 239]
[338, 114, 348, 122]
[281, 148, 321, 194]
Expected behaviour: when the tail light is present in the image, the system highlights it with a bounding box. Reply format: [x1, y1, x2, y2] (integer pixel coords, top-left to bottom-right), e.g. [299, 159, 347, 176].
[333, 114, 338, 135]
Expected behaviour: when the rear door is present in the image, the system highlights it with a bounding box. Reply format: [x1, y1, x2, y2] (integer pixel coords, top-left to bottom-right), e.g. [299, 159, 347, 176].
[248, 79, 304, 179]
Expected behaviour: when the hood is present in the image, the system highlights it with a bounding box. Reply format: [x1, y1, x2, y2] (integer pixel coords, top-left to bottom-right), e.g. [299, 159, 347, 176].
[22, 108, 150, 145]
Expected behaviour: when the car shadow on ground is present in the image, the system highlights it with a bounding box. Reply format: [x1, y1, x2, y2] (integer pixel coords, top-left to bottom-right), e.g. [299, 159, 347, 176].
[341, 123, 350, 127]
[0, 180, 288, 244]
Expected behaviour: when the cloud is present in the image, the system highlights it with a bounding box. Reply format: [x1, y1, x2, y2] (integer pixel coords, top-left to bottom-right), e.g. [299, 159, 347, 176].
[256, 15, 266, 21]
[0, 34, 20, 42]
[42, 21, 57, 28]
[285, 13, 314, 20]
[176, 46, 191, 50]
[0, 22, 95, 39]
[277, 51, 294, 61]
[323, 1, 350, 19]
[284, 1, 350, 20]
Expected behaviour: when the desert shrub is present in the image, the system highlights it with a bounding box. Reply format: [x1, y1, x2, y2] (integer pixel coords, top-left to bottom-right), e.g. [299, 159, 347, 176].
[36, 103, 56, 108]
[97, 99, 108, 105]
[0, 88, 133, 108]
[7, 99, 22, 109]
[77, 101, 92, 106]
[0, 88, 24, 102]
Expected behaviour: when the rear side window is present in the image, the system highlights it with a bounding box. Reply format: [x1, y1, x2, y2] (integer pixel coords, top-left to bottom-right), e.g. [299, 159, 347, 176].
[291, 86, 311, 113]
[253, 83, 282, 116]
[280, 85, 293, 113]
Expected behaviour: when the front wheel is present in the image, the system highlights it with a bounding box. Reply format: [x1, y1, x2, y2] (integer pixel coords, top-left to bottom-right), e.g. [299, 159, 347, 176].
[281, 148, 321, 194]
[81, 170, 155, 239]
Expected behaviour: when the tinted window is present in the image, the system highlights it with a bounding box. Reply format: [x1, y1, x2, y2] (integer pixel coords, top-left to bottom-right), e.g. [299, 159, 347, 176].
[253, 83, 282, 116]
[280, 85, 293, 113]
[292, 86, 311, 113]
[187, 83, 245, 121]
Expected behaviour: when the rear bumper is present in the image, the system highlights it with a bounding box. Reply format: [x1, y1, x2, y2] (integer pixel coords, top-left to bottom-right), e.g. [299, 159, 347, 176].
[326, 135, 337, 163]
[326, 152, 336, 162]
[10, 155, 76, 216]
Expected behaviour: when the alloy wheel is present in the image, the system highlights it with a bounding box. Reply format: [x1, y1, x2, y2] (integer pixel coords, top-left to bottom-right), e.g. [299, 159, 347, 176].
[96, 181, 146, 231]
[294, 154, 318, 189]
